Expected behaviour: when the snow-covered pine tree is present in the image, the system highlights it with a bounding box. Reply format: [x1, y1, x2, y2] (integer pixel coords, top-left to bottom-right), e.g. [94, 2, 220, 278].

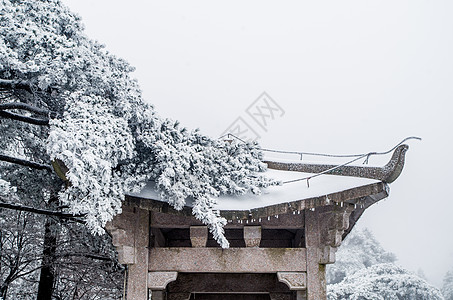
[327, 228, 444, 299]
[0, 0, 277, 249]
[328, 263, 444, 300]
[327, 228, 396, 284]
[442, 267, 453, 300]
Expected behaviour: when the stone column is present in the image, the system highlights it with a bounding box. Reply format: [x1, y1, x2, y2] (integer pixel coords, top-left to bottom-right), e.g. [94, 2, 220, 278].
[128, 207, 149, 299]
[304, 205, 353, 299]
[304, 209, 326, 300]
[107, 206, 150, 300]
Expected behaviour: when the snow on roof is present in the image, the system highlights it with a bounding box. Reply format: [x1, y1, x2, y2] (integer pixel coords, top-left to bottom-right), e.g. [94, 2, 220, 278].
[131, 168, 379, 211]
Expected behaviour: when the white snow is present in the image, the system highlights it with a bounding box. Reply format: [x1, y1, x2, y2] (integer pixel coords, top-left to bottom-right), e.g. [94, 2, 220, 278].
[132, 169, 379, 211]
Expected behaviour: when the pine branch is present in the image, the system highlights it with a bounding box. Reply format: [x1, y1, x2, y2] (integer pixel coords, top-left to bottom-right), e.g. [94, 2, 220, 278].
[0, 153, 53, 171]
[0, 110, 49, 125]
[0, 198, 85, 221]
[0, 102, 50, 116]
[0, 79, 33, 93]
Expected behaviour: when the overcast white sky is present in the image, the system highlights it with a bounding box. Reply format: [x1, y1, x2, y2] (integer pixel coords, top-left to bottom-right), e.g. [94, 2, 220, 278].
[63, 0, 453, 286]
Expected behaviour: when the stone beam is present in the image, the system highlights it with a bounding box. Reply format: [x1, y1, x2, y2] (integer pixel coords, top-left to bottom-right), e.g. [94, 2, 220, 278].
[149, 248, 307, 273]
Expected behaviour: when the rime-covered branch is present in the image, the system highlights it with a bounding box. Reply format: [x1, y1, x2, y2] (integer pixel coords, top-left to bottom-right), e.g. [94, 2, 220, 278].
[0, 153, 53, 171]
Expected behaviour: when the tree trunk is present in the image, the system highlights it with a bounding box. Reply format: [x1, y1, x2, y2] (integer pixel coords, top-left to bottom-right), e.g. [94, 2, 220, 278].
[37, 207, 58, 300]
[0, 285, 8, 299]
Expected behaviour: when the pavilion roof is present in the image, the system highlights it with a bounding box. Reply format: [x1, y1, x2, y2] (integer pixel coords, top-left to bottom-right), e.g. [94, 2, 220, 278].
[125, 144, 408, 226]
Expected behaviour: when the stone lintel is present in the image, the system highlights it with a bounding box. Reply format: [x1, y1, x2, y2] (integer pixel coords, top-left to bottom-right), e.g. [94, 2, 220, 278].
[148, 271, 178, 290]
[149, 248, 307, 273]
[277, 272, 307, 290]
[244, 226, 262, 247]
[190, 226, 208, 247]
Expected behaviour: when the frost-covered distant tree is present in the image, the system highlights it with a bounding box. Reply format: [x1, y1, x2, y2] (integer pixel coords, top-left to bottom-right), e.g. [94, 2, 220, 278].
[442, 267, 453, 300]
[327, 228, 396, 284]
[327, 228, 444, 300]
[327, 263, 444, 300]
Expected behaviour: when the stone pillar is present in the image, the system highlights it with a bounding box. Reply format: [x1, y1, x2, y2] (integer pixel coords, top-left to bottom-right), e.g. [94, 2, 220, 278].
[243, 226, 261, 247]
[127, 208, 150, 300]
[107, 206, 150, 300]
[190, 226, 208, 247]
[304, 205, 353, 299]
[304, 209, 325, 300]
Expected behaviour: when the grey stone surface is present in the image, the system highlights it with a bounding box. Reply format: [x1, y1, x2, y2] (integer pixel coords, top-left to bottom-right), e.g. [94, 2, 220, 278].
[277, 272, 307, 290]
[149, 248, 307, 273]
[148, 271, 178, 290]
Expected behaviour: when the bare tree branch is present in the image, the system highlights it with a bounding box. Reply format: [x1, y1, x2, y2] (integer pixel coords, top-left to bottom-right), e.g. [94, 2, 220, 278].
[0, 153, 53, 172]
[0, 198, 85, 221]
[56, 253, 113, 262]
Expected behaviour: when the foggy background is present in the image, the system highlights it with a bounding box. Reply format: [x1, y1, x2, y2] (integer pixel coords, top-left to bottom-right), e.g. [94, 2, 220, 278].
[63, 0, 453, 287]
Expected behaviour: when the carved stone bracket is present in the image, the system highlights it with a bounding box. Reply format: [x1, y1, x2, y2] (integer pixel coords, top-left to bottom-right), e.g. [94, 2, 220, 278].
[190, 226, 208, 247]
[148, 272, 178, 290]
[277, 272, 307, 290]
[244, 226, 262, 247]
